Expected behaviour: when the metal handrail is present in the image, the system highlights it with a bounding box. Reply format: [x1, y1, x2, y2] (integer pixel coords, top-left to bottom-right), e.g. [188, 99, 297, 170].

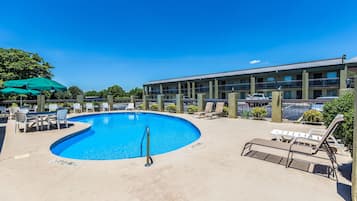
[140, 126, 153, 167]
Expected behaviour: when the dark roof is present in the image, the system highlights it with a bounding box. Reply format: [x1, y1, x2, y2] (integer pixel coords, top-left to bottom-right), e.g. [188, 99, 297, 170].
[144, 57, 344, 85]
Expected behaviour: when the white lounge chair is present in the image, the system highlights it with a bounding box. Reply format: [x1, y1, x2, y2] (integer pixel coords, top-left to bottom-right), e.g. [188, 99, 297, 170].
[86, 103, 94, 112]
[102, 102, 110, 111]
[126, 103, 135, 110]
[9, 107, 20, 119]
[48, 103, 58, 112]
[73, 103, 82, 113]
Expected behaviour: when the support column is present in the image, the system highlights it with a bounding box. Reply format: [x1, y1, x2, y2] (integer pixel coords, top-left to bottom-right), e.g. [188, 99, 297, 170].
[159, 84, 163, 94]
[187, 81, 191, 98]
[144, 86, 148, 95]
[228, 93, 238, 118]
[176, 94, 183, 113]
[143, 95, 149, 110]
[192, 82, 196, 99]
[271, 91, 282, 123]
[130, 95, 135, 107]
[339, 65, 348, 92]
[178, 82, 182, 94]
[250, 76, 255, 95]
[107, 95, 113, 110]
[197, 93, 206, 112]
[157, 94, 164, 112]
[214, 79, 219, 99]
[352, 76, 357, 201]
[209, 81, 213, 99]
[302, 70, 309, 100]
[36, 95, 45, 112]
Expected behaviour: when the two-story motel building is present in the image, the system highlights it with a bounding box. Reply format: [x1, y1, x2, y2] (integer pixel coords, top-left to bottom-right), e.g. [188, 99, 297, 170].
[143, 55, 357, 100]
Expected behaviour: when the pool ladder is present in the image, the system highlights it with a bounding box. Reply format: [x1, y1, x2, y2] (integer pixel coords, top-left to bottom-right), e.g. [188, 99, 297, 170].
[140, 126, 153, 167]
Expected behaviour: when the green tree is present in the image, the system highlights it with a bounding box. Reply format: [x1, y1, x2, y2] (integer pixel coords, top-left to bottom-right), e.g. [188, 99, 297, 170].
[0, 48, 53, 81]
[127, 87, 143, 98]
[107, 85, 126, 98]
[68, 86, 83, 98]
[85, 90, 99, 97]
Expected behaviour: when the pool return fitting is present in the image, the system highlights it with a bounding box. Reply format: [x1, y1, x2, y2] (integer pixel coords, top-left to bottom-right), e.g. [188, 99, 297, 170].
[141, 126, 154, 167]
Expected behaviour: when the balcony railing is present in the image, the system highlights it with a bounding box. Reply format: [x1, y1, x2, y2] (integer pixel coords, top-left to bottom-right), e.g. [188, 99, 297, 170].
[309, 78, 339, 87]
[255, 81, 276, 89]
[276, 80, 302, 88]
[219, 83, 250, 91]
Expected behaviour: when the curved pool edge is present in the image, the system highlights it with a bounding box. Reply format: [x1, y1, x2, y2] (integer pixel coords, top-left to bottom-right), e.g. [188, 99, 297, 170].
[49, 111, 202, 162]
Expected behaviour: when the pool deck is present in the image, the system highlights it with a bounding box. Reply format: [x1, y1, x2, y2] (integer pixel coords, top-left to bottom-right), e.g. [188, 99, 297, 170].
[0, 111, 352, 201]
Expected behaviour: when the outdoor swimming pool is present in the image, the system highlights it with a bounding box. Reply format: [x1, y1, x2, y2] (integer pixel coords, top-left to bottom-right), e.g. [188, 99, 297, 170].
[50, 112, 201, 160]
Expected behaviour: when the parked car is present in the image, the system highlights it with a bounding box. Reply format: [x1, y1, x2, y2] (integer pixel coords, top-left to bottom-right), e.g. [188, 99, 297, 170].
[310, 96, 338, 112]
[246, 93, 269, 101]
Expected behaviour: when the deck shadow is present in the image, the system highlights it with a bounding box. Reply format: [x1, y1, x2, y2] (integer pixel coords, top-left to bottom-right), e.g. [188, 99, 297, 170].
[245, 150, 334, 178]
[337, 182, 351, 201]
[0, 126, 5, 153]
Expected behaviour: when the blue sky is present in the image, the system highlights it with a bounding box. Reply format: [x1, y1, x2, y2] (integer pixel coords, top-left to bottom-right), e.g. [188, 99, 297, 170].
[1, 0, 357, 91]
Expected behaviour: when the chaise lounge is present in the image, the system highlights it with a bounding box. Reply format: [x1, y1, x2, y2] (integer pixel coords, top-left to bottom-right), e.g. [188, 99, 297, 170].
[241, 114, 344, 179]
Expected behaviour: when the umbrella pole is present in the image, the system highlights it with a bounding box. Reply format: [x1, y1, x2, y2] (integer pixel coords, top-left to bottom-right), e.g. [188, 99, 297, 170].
[20, 96, 22, 107]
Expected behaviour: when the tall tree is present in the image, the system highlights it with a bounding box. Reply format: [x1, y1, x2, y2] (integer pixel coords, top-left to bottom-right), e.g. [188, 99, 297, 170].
[107, 85, 126, 98]
[68, 86, 83, 98]
[0, 48, 53, 82]
[127, 87, 143, 98]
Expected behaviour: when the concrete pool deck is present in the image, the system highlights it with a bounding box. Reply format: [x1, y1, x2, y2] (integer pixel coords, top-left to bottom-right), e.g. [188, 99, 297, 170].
[0, 111, 352, 201]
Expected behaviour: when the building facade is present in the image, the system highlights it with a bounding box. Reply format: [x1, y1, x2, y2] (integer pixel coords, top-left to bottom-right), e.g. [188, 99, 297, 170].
[143, 56, 357, 100]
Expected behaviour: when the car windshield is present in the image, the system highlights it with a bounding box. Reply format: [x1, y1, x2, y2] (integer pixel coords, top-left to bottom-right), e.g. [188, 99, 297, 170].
[253, 94, 263, 97]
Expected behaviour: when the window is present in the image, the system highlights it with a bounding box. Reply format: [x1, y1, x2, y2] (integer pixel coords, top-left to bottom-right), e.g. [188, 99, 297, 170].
[240, 92, 246, 99]
[327, 72, 337, 78]
[284, 76, 293, 81]
[283, 91, 292, 99]
[267, 77, 275, 82]
[326, 89, 337, 96]
[257, 78, 264, 82]
[265, 91, 272, 98]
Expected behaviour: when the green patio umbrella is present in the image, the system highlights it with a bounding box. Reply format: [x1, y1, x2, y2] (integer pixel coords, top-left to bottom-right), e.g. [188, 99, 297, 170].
[0, 87, 40, 106]
[4, 77, 67, 92]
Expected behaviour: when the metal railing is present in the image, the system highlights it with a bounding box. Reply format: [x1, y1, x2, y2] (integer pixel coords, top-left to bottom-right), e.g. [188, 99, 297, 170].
[309, 78, 339, 87]
[218, 83, 250, 91]
[140, 126, 153, 167]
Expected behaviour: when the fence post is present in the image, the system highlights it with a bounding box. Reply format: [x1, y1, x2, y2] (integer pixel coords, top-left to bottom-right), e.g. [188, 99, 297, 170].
[36, 95, 45, 112]
[228, 93, 238, 118]
[176, 94, 184, 113]
[130, 95, 135, 105]
[76, 95, 84, 110]
[271, 91, 282, 123]
[107, 95, 113, 110]
[143, 95, 149, 110]
[157, 94, 164, 112]
[197, 93, 206, 112]
[351, 76, 357, 201]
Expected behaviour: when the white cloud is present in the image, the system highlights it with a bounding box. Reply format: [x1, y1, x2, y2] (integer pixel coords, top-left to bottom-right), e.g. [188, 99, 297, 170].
[249, 59, 261, 64]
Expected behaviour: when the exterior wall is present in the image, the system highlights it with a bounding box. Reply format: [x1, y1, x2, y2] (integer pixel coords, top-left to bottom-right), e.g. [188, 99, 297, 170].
[145, 64, 346, 100]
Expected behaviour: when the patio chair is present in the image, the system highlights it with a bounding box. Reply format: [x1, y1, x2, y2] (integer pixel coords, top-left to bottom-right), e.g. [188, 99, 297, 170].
[73, 103, 82, 113]
[86, 103, 94, 112]
[205, 102, 225, 119]
[102, 102, 110, 111]
[194, 102, 213, 118]
[15, 111, 38, 133]
[0, 106, 7, 114]
[48, 103, 58, 112]
[241, 114, 344, 179]
[126, 103, 135, 110]
[48, 109, 68, 130]
[9, 107, 20, 119]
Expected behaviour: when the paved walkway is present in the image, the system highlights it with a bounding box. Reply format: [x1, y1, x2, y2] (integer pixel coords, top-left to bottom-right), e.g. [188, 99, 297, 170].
[0, 112, 352, 201]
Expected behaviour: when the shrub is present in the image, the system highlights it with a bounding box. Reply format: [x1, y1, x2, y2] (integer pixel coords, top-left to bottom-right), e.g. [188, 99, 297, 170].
[302, 110, 323, 123]
[138, 103, 144, 110]
[251, 107, 267, 120]
[187, 105, 198, 114]
[150, 103, 159, 111]
[11, 103, 18, 107]
[241, 110, 250, 119]
[322, 92, 354, 150]
[222, 106, 228, 116]
[166, 104, 176, 113]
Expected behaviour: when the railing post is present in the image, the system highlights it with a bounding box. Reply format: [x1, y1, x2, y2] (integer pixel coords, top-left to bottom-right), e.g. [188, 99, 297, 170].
[176, 94, 184, 113]
[145, 127, 153, 167]
[228, 93, 238, 118]
[209, 80, 213, 99]
[352, 76, 357, 201]
[302, 70, 309, 100]
[130, 95, 135, 107]
[76, 95, 84, 111]
[36, 95, 45, 112]
[271, 91, 282, 123]
[143, 95, 149, 110]
[197, 93, 206, 112]
[107, 95, 113, 110]
[157, 94, 164, 112]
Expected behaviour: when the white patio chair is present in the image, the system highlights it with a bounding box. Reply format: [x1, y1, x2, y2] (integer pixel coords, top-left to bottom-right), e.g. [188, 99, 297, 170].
[48, 103, 58, 112]
[9, 107, 20, 119]
[73, 103, 82, 113]
[102, 102, 110, 111]
[126, 103, 134, 110]
[15, 111, 38, 133]
[86, 103, 94, 112]
[48, 109, 68, 130]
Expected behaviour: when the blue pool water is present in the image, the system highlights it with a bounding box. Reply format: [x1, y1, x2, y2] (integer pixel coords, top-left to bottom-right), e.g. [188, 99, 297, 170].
[50, 112, 200, 160]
